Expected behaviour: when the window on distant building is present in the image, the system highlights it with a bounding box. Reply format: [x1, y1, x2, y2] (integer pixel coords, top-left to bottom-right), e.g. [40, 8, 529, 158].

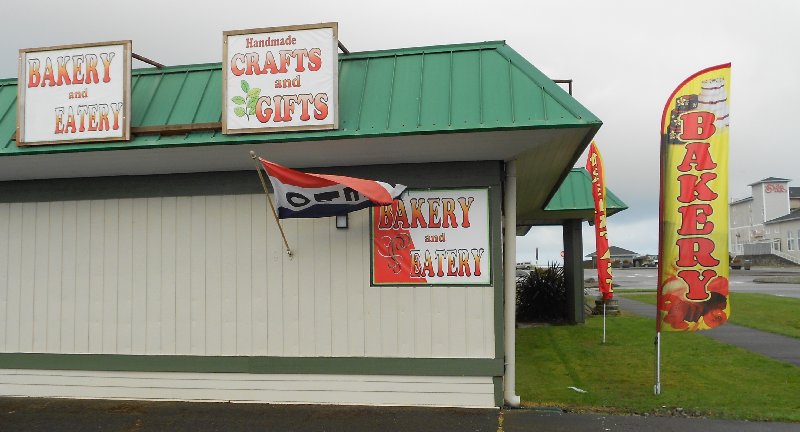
[789, 231, 796, 251]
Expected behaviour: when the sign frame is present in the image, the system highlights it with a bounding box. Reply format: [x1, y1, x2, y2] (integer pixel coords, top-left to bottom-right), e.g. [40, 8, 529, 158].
[370, 187, 493, 287]
[221, 22, 339, 135]
[17, 40, 132, 147]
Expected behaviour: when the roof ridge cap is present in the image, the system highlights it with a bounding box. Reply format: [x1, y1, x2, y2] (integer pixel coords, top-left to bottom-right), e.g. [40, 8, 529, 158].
[341, 40, 506, 59]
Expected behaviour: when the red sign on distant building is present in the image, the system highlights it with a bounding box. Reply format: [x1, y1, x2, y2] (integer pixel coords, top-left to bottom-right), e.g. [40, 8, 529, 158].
[764, 183, 786, 193]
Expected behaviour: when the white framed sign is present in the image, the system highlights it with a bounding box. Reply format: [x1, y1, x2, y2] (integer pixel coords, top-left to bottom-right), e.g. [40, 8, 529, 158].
[222, 22, 338, 134]
[17, 41, 131, 146]
[371, 188, 492, 286]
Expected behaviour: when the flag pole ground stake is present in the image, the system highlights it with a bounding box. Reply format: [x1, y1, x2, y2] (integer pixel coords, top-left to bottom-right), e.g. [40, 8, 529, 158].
[602, 302, 606, 344]
[250, 151, 293, 258]
[655, 332, 662, 395]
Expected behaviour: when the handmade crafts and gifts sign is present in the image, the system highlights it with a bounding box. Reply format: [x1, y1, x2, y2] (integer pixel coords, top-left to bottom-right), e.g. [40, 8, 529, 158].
[222, 23, 338, 134]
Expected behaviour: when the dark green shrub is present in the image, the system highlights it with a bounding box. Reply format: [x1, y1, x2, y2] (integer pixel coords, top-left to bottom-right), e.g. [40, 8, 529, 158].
[516, 262, 566, 323]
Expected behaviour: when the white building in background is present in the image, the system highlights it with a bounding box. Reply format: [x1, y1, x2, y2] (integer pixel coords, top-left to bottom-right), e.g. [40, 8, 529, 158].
[729, 177, 800, 264]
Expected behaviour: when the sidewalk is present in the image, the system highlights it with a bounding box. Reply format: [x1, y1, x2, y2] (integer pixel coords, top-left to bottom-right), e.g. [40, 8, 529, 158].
[2, 398, 800, 432]
[504, 409, 800, 432]
[616, 297, 800, 367]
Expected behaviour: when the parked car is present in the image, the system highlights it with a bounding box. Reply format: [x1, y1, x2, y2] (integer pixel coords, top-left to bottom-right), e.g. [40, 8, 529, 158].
[731, 257, 752, 270]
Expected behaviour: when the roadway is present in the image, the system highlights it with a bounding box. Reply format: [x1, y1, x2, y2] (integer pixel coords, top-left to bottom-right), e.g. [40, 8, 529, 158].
[585, 267, 800, 298]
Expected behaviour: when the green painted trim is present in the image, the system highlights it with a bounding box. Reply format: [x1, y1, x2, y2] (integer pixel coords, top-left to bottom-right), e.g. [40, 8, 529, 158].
[0, 162, 503, 203]
[0, 353, 504, 376]
[492, 177, 505, 361]
[0, 171, 262, 203]
[493, 376, 504, 407]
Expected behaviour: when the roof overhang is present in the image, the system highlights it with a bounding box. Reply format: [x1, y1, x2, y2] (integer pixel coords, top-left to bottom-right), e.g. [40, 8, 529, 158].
[0, 126, 598, 225]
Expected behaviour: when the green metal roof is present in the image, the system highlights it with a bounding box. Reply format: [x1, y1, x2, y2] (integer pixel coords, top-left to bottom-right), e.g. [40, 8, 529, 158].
[0, 41, 600, 155]
[545, 168, 627, 214]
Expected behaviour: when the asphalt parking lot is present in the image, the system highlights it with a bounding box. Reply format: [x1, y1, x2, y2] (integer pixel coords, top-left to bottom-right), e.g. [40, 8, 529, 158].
[2, 398, 800, 432]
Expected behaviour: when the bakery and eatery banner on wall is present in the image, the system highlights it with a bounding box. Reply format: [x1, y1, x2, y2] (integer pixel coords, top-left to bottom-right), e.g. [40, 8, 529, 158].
[658, 63, 731, 332]
[372, 188, 491, 286]
[17, 41, 131, 146]
[223, 22, 338, 134]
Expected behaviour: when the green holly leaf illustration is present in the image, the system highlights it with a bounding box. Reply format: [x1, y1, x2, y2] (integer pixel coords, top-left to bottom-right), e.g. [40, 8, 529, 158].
[234, 107, 246, 117]
[231, 96, 246, 105]
[241, 80, 250, 93]
[247, 88, 261, 98]
[248, 106, 256, 115]
[247, 97, 258, 110]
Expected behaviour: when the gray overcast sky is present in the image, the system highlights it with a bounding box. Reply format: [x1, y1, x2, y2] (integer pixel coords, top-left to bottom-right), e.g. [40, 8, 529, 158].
[1, 0, 797, 264]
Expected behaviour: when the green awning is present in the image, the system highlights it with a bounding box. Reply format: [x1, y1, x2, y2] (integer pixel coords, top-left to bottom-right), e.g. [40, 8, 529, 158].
[516, 167, 628, 234]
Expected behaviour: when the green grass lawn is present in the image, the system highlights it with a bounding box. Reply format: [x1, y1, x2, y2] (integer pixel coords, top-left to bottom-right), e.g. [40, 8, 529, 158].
[516, 313, 800, 422]
[622, 292, 800, 339]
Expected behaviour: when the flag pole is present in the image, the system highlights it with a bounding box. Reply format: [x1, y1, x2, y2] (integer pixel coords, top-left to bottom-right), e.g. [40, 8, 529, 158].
[250, 151, 293, 258]
[655, 99, 667, 397]
[602, 302, 606, 344]
[655, 285, 663, 395]
[655, 332, 662, 395]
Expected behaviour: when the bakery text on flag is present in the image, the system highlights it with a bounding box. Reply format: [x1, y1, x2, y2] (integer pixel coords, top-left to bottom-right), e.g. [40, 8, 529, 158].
[258, 158, 406, 218]
[586, 142, 613, 301]
[657, 63, 731, 332]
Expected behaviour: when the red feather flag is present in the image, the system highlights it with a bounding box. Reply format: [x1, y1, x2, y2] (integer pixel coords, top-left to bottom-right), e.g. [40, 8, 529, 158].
[586, 142, 613, 301]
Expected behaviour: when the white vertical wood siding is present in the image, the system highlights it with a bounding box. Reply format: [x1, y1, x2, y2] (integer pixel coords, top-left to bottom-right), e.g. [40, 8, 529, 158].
[0, 370, 495, 407]
[0, 196, 495, 358]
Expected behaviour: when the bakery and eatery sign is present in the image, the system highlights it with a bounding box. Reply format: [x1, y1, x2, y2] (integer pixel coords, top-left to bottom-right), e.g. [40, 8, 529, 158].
[222, 22, 338, 134]
[372, 188, 491, 286]
[17, 41, 131, 146]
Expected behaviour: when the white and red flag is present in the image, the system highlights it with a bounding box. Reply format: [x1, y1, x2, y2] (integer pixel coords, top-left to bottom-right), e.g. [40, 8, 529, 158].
[258, 158, 406, 219]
